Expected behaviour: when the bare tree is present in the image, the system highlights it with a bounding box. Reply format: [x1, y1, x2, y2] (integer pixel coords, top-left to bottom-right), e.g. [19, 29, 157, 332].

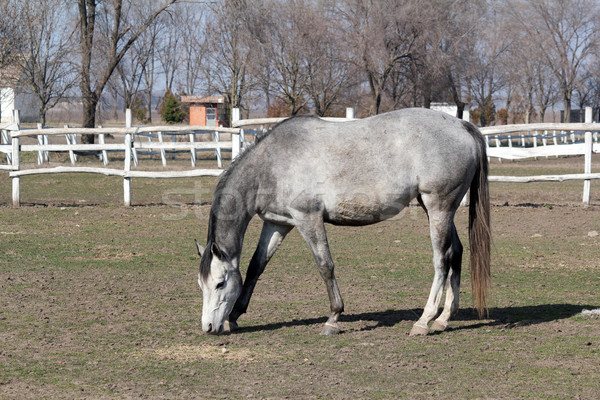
[469, 45, 506, 126]
[534, 61, 559, 122]
[139, 11, 169, 123]
[114, 41, 147, 111]
[502, 25, 535, 123]
[509, 0, 600, 123]
[467, 6, 512, 126]
[384, 61, 412, 110]
[501, 3, 560, 124]
[585, 70, 600, 114]
[155, 7, 181, 93]
[0, 0, 23, 72]
[338, 0, 418, 115]
[504, 30, 560, 124]
[302, 2, 352, 117]
[16, 0, 77, 125]
[253, 0, 350, 117]
[573, 70, 595, 121]
[257, 0, 313, 116]
[414, 0, 486, 118]
[0, 2, 22, 123]
[203, 0, 255, 120]
[0, 0, 25, 114]
[176, 7, 207, 96]
[77, 0, 179, 142]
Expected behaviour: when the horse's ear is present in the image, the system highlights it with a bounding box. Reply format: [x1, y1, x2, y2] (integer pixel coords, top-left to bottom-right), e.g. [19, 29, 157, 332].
[195, 240, 204, 257]
[211, 242, 223, 260]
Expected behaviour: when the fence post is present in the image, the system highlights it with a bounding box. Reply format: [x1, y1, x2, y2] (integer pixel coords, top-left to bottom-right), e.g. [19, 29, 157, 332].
[585, 106, 593, 124]
[99, 133, 109, 166]
[189, 132, 197, 166]
[65, 125, 77, 165]
[36, 123, 44, 165]
[1, 127, 11, 164]
[125, 109, 139, 166]
[124, 132, 132, 207]
[11, 110, 21, 207]
[126, 108, 132, 128]
[583, 131, 592, 206]
[36, 123, 49, 164]
[214, 131, 222, 168]
[232, 107, 240, 123]
[157, 131, 167, 166]
[232, 132, 241, 160]
[232, 107, 241, 160]
[583, 107, 593, 206]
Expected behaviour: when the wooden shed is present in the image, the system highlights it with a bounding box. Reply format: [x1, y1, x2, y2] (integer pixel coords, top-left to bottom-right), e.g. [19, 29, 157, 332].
[181, 96, 227, 127]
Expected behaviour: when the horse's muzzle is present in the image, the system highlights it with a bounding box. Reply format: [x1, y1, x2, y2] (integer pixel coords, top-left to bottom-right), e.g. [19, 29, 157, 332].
[204, 322, 227, 335]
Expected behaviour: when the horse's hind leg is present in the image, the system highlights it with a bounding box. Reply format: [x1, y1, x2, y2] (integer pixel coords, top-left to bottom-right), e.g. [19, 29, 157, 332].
[229, 221, 292, 329]
[294, 214, 344, 335]
[410, 198, 459, 336]
[430, 225, 462, 333]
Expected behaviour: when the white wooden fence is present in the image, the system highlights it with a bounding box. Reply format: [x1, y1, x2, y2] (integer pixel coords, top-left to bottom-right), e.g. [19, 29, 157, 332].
[2, 106, 600, 206]
[1, 110, 242, 206]
[480, 107, 600, 206]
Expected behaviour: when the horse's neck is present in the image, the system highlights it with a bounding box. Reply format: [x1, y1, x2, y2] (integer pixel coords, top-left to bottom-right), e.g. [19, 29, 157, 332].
[211, 174, 257, 262]
[212, 212, 252, 264]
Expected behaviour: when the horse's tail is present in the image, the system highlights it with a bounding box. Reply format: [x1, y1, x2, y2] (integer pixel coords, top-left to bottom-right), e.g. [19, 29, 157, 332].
[465, 121, 491, 318]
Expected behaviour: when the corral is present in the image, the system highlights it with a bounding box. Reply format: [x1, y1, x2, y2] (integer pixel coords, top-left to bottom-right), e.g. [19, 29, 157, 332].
[0, 150, 599, 399]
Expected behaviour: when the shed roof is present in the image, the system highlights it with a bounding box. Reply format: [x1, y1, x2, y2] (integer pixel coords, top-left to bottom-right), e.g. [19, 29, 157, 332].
[181, 96, 225, 104]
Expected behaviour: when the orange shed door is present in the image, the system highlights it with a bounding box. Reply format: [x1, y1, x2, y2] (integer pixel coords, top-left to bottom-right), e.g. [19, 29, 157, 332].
[189, 106, 206, 125]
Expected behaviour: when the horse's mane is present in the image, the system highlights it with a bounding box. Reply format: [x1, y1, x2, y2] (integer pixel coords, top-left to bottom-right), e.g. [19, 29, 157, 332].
[209, 115, 316, 231]
[201, 117, 308, 279]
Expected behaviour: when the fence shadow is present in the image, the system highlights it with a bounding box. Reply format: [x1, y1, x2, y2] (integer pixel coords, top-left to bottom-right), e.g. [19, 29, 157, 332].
[237, 303, 596, 334]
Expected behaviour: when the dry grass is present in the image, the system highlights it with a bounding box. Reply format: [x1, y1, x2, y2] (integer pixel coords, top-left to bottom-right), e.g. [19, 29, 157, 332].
[0, 154, 599, 399]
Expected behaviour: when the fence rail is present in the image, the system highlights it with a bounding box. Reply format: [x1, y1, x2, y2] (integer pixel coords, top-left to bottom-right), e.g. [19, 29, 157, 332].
[1, 110, 242, 206]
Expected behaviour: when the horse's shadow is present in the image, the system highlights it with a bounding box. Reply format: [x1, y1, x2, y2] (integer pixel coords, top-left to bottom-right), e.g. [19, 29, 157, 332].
[237, 304, 596, 334]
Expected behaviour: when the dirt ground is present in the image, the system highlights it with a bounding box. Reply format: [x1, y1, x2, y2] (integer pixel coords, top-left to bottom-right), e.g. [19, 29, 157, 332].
[1, 155, 599, 399]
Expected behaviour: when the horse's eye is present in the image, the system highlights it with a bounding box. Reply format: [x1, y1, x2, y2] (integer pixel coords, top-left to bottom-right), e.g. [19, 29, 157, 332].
[215, 281, 225, 290]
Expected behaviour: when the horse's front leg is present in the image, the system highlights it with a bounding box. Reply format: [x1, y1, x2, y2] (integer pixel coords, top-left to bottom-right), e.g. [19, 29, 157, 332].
[294, 214, 344, 335]
[229, 221, 292, 330]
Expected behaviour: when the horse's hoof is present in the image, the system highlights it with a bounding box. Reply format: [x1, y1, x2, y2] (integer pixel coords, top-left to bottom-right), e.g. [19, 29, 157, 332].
[430, 320, 448, 333]
[409, 324, 429, 336]
[224, 320, 239, 333]
[229, 320, 239, 331]
[320, 323, 341, 335]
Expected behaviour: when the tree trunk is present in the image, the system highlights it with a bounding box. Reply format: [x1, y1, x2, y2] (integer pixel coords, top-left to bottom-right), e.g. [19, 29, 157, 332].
[539, 108, 546, 122]
[81, 93, 98, 144]
[374, 91, 382, 115]
[38, 98, 47, 127]
[563, 89, 572, 123]
[147, 89, 153, 123]
[448, 73, 465, 119]
[456, 102, 465, 120]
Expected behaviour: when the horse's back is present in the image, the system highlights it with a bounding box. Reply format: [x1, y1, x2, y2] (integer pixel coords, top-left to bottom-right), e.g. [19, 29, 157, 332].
[252, 109, 482, 224]
[263, 109, 479, 183]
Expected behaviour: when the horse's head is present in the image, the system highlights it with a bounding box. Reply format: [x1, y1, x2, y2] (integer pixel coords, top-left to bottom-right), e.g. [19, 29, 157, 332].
[196, 240, 242, 335]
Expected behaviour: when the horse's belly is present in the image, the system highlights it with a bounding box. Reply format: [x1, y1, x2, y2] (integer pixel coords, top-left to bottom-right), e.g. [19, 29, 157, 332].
[324, 194, 409, 226]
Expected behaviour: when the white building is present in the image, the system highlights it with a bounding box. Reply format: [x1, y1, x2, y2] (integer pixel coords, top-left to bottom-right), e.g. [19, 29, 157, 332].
[431, 102, 470, 122]
[0, 66, 40, 124]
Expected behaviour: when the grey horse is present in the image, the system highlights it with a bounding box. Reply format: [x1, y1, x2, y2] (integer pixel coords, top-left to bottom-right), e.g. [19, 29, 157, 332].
[197, 108, 491, 336]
